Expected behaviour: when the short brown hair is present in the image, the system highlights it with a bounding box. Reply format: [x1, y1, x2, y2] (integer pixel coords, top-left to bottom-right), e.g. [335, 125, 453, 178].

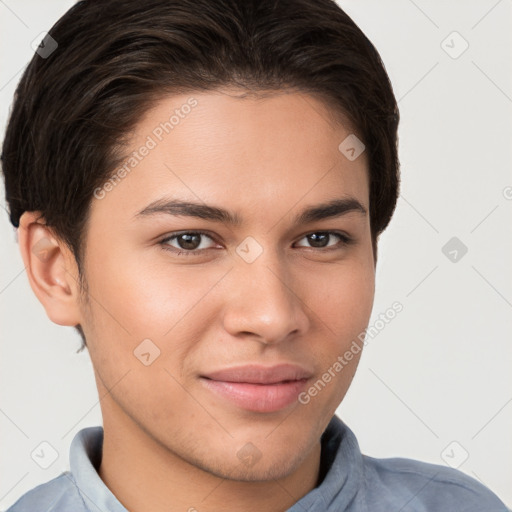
[1, 0, 400, 349]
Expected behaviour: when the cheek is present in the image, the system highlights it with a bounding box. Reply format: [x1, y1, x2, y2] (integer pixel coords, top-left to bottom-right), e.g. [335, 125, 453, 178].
[299, 253, 374, 409]
[297, 262, 373, 420]
[84, 242, 225, 338]
[307, 257, 375, 341]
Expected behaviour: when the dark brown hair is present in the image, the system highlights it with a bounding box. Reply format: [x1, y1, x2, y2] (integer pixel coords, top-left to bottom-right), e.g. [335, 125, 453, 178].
[1, 0, 400, 350]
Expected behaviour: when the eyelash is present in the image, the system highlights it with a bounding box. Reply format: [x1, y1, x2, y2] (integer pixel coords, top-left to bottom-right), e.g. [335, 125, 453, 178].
[158, 230, 354, 257]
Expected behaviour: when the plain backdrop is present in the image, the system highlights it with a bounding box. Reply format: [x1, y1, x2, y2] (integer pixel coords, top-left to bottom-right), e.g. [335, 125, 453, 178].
[1, 0, 511, 509]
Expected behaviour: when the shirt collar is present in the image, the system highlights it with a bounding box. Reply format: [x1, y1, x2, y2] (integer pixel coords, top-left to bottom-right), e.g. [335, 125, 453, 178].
[289, 414, 364, 511]
[69, 426, 127, 512]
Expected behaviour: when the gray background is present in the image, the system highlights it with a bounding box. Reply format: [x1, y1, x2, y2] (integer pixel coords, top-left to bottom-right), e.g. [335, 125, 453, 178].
[1, 0, 511, 509]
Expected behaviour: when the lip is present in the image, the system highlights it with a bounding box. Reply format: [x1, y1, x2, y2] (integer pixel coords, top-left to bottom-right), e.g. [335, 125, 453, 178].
[200, 364, 313, 413]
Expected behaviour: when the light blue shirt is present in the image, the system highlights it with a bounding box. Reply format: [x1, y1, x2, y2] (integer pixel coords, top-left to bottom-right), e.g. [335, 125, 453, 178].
[6, 415, 508, 511]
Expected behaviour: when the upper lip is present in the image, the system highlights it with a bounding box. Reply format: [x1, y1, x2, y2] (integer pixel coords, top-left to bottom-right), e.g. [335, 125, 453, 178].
[201, 364, 313, 384]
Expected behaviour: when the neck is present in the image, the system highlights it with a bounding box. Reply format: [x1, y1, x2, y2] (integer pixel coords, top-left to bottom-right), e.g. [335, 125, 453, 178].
[98, 412, 322, 512]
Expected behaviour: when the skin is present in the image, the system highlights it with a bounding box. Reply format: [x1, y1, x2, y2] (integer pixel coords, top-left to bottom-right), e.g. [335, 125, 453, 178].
[18, 88, 375, 512]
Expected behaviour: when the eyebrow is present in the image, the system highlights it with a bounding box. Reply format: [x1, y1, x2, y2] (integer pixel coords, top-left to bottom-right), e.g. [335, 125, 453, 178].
[134, 197, 367, 226]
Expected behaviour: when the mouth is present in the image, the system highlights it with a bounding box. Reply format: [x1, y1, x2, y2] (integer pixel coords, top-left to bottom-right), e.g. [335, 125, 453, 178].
[199, 364, 313, 413]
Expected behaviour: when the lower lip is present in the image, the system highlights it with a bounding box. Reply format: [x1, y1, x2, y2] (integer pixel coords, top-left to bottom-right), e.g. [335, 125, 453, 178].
[200, 378, 309, 413]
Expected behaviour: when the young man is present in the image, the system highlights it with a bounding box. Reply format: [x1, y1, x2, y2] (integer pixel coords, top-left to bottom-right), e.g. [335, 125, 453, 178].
[1, 0, 507, 511]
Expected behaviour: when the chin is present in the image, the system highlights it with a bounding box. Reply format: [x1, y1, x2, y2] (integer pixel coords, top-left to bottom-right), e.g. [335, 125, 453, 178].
[193, 439, 312, 483]
[211, 455, 301, 483]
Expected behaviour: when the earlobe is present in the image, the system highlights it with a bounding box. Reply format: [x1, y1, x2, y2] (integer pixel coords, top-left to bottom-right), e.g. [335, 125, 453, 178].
[17, 211, 83, 327]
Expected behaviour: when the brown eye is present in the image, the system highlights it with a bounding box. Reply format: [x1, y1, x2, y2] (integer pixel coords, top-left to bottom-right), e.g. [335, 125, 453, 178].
[175, 233, 202, 250]
[306, 232, 330, 248]
[159, 231, 218, 255]
[295, 231, 351, 249]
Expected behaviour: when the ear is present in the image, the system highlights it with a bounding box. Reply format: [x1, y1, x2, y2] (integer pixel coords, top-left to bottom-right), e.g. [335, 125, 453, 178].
[17, 211, 83, 326]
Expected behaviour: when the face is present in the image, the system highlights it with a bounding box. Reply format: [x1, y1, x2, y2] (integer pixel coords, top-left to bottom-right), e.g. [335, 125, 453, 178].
[80, 88, 375, 481]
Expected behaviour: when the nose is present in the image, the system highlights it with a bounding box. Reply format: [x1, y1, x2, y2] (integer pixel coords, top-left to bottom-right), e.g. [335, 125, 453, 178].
[221, 251, 310, 345]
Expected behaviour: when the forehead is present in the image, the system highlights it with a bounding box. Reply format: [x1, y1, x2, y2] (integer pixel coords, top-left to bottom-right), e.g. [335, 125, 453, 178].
[88, 88, 369, 228]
